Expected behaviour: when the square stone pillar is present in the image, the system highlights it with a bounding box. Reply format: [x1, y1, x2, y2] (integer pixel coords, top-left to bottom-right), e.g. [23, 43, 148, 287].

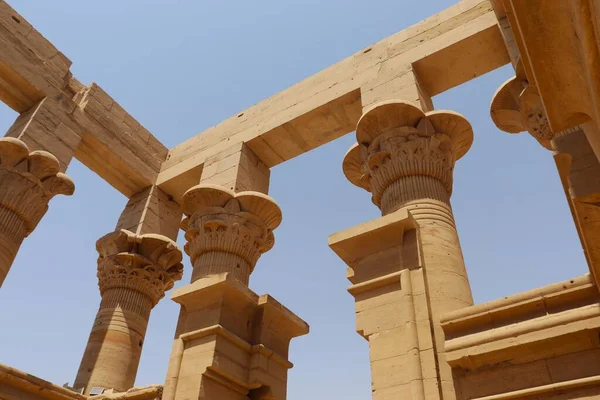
[330, 210, 440, 399]
[166, 274, 307, 400]
[116, 185, 182, 241]
[163, 147, 308, 400]
[5, 97, 81, 171]
[200, 142, 270, 194]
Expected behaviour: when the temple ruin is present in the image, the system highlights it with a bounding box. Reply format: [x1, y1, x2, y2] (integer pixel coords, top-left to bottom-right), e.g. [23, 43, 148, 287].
[1, 0, 600, 398]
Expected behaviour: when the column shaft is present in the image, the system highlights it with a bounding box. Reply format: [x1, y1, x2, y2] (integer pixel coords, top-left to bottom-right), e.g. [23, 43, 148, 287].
[338, 101, 475, 400]
[191, 251, 250, 285]
[74, 229, 183, 395]
[402, 200, 473, 313]
[0, 207, 27, 287]
[74, 288, 152, 392]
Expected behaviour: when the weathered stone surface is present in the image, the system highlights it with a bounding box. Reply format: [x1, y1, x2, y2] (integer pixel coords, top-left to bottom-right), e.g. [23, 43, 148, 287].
[181, 184, 281, 285]
[343, 101, 473, 214]
[332, 100, 475, 399]
[490, 74, 554, 149]
[0, 137, 74, 288]
[442, 275, 600, 399]
[74, 230, 183, 395]
[157, 0, 509, 199]
[164, 274, 308, 400]
[2, 0, 600, 399]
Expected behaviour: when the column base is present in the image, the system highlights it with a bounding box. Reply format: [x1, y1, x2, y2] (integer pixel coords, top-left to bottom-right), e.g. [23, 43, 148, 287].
[164, 273, 308, 400]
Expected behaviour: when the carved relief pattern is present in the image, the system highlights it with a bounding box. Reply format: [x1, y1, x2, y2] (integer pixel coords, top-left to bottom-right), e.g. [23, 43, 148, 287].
[96, 229, 183, 305]
[181, 185, 281, 276]
[0, 137, 74, 235]
[343, 102, 473, 210]
[520, 87, 553, 147]
[360, 127, 454, 207]
[490, 76, 553, 149]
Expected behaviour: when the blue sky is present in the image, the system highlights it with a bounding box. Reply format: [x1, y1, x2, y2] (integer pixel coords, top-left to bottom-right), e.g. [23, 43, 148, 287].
[0, 1, 587, 399]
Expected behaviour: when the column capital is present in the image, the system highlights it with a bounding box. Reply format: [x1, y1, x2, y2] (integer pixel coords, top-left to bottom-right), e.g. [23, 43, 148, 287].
[490, 75, 553, 149]
[181, 184, 281, 283]
[0, 137, 74, 234]
[343, 100, 473, 214]
[96, 229, 183, 306]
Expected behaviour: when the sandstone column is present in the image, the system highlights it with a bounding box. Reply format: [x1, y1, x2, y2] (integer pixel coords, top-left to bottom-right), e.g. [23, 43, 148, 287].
[491, 75, 600, 288]
[0, 137, 75, 287]
[163, 183, 308, 400]
[330, 100, 474, 399]
[74, 229, 183, 394]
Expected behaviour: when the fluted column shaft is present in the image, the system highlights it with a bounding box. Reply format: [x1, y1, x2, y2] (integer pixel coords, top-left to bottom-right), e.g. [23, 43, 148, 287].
[0, 207, 27, 287]
[384, 177, 473, 314]
[191, 252, 250, 285]
[74, 230, 183, 395]
[382, 164, 472, 400]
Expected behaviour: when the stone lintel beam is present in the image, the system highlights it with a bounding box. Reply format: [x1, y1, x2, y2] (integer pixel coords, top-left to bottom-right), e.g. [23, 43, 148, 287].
[164, 273, 308, 400]
[502, 0, 600, 134]
[501, 0, 600, 163]
[0, 2, 170, 197]
[74, 230, 183, 395]
[0, 137, 74, 288]
[0, 1, 72, 112]
[71, 83, 168, 197]
[158, 0, 509, 199]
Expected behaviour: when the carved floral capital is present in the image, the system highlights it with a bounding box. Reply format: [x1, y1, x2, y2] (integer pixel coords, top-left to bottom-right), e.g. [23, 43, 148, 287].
[96, 229, 183, 305]
[181, 184, 282, 274]
[343, 101, 473, 209]
[490, 76, 553, 149]
[0, 137, 74, 234]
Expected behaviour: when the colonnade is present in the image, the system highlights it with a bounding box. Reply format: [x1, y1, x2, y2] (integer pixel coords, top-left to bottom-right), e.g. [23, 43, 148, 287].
[1, 90, 596, 400]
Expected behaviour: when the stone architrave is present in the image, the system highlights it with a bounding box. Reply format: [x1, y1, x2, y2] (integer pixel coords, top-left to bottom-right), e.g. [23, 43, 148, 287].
[0, 137, 74, 288]
[74, 229, 183, 395]
[332, 100, 474, 399]
[163, 184, 308, 400]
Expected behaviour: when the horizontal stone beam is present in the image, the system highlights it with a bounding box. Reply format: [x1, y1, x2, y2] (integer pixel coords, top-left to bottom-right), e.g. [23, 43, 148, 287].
[0, 2, 169, 197]
[0, 1, 71, 112]
[158, 0, 510, 201]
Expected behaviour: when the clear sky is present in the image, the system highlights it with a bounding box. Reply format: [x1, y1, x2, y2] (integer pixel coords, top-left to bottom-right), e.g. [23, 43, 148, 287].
[0, 1, 588, 399]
